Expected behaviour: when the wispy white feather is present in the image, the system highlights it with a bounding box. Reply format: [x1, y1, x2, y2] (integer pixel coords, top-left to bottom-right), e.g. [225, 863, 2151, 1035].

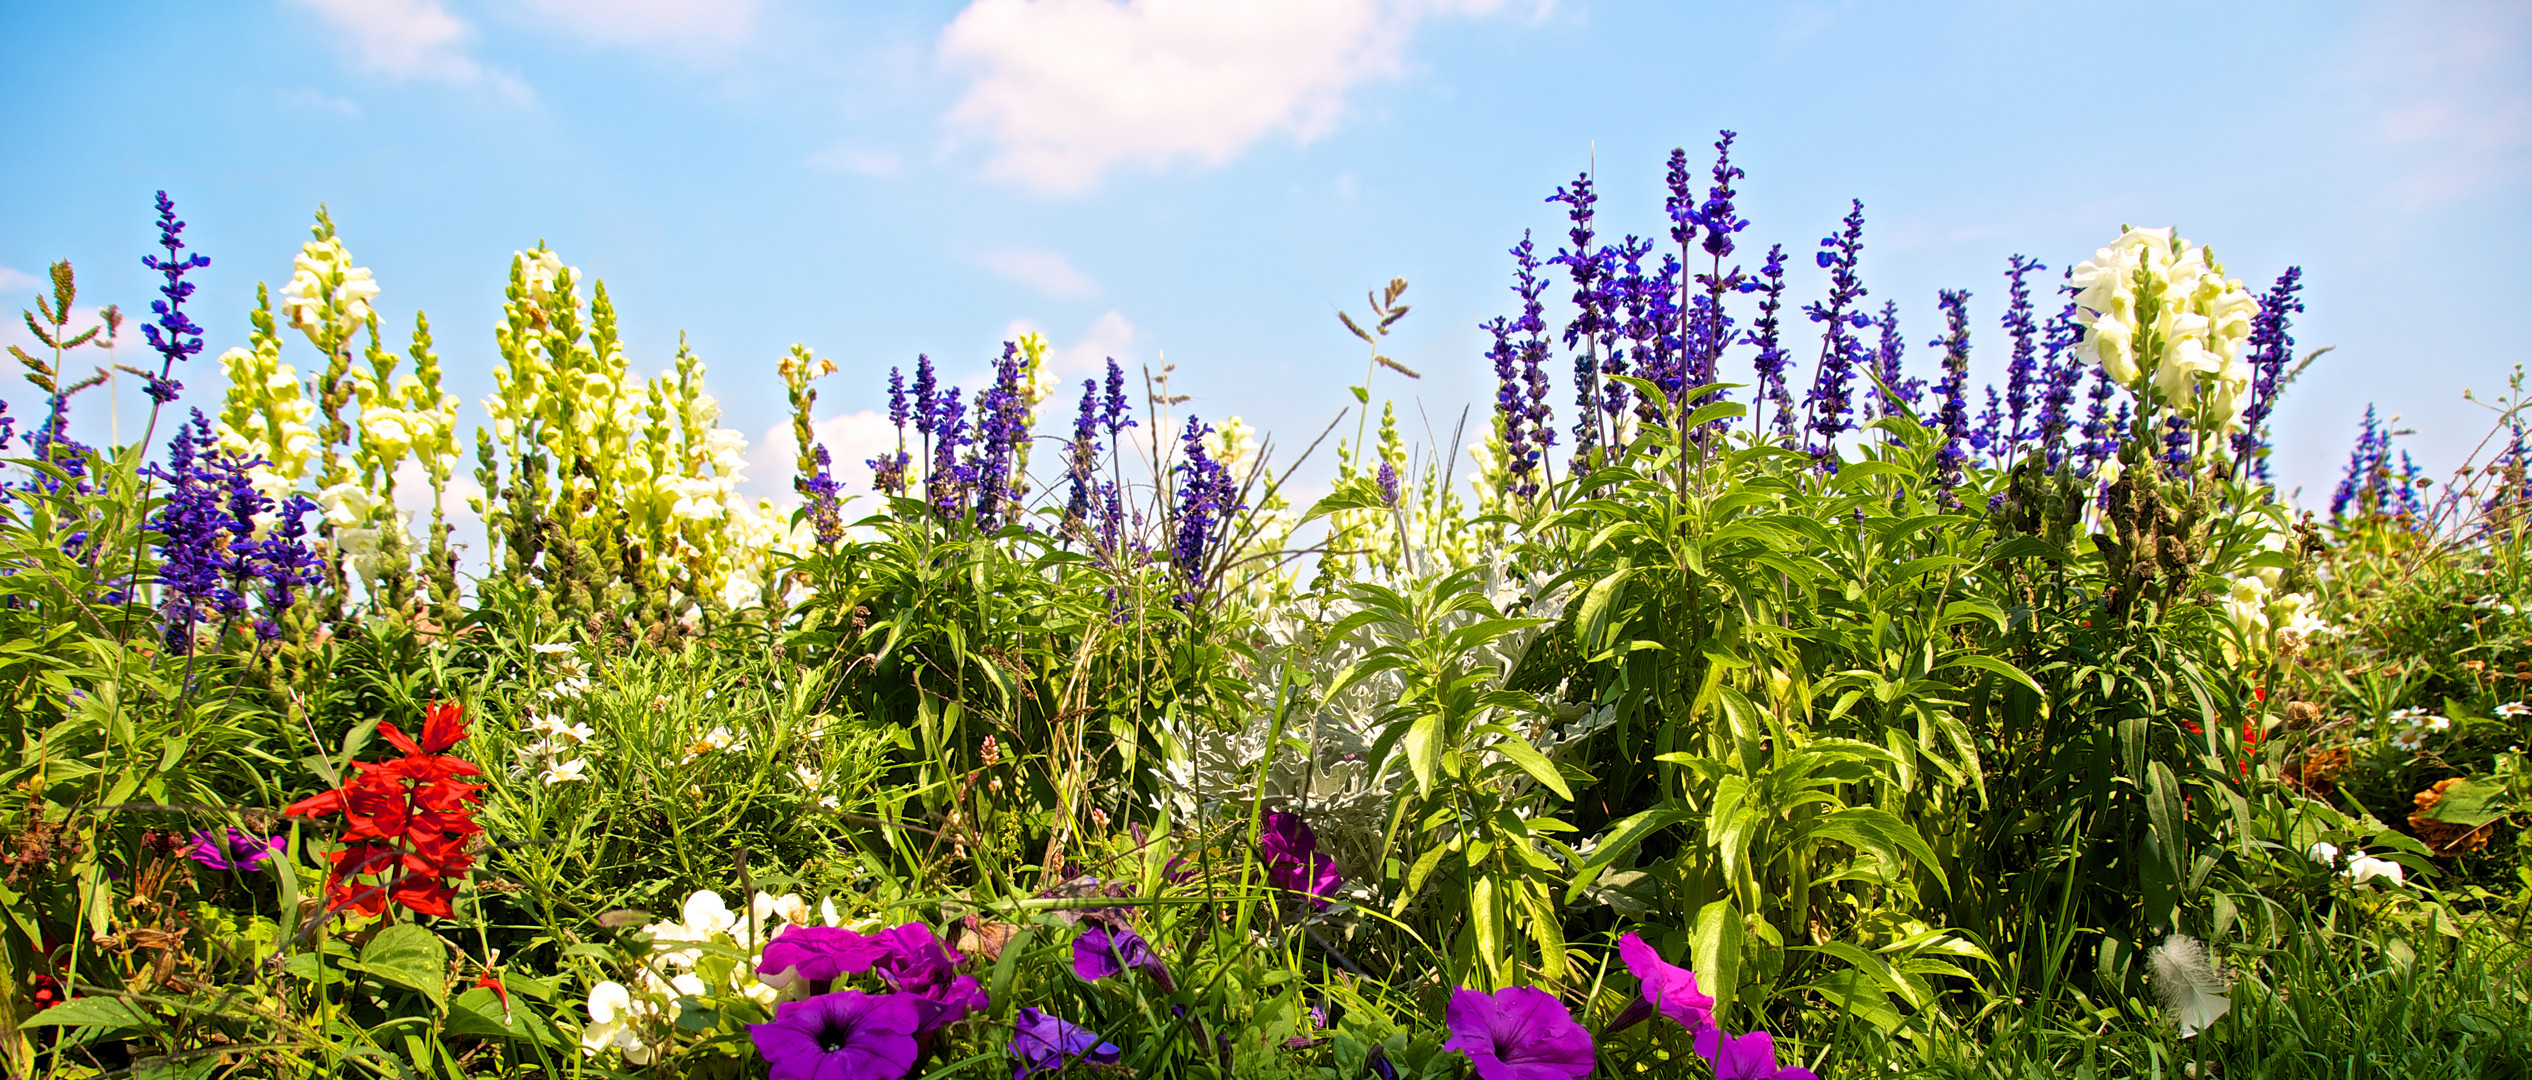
[2150, 933, 2232, 1038]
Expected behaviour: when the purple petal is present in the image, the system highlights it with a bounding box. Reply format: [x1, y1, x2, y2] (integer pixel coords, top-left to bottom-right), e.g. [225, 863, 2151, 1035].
[761, 925, 884, 986]
[1072, 926, 1124, 982]
[1617, 932, 1713, 1033]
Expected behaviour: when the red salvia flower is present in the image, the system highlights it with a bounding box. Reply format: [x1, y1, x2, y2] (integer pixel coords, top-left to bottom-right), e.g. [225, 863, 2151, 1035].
[285, 700, 484, 922]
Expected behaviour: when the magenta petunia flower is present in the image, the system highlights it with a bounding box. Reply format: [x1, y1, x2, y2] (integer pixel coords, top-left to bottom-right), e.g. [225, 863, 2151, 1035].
[1009, 1007, 1120, 1080]
[1070, 923, 1171, 988]
[1258, 811, 1342, 908]
[1616, 932, 1714, 1033]
[872, 923, 988, 1032]
[1693, 1028, 1819, 1080]
[749, 990, 922, 1080]
[187, 828, 284, 872]
[1441, 986, 1596, 1080]
[759, 925, 886, 991]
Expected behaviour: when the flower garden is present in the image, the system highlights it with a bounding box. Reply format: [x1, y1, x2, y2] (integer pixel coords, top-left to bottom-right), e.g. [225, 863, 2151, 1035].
[3, 136, 2529, 1079]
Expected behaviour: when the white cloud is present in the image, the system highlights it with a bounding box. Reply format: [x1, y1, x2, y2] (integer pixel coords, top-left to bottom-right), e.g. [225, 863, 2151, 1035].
[287, 0, 531, 99]
[808, 142, 905, 177]
[2344, 0, 2532, 210]
[979, 247, 1098, 298]
[1004, 311, 1140, 382]
[748, 410, 901, 507]
[0, 265, 39, 296]
[939, 0, 1515, 195]
[512, 0, 757, 51]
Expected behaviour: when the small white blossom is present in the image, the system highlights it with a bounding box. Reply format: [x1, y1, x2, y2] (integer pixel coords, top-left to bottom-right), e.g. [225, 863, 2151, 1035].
[541, 758, 591, 784]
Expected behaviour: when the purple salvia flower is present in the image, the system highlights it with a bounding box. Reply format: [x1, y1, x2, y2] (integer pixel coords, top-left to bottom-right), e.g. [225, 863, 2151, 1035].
[973, 342, 1030, 528]
[1866, 299, 1917, 420]
[868, 450, 910, 498]
[2160, 414, 2193, 471]
[911, 354, 938, 440]
[1970, 386, 2004, 463]
[1931, 290, 1974, 499]
[1066, 378, 1101, 526]
[1801, 201, 1872, 465]
[1376, 459, 1399, 507]
[138, 190, 209, 405]
[1547, 173, 1611, 466]
[2035, 274, 2085, 473]
[1170, 417, 1240, 605]
[1745, 244, 1794, 439]
[2332, 406, 2392, 520]
[927, 387, 968, 520]
[749, 991, 921, 1080]
[1487, 314, 1531, 490]
[1441, 986, 1595, 1080]
[149, 412, 236, 652]
[1101, 357, 1135, 436]
[1664, 147, 1700, 252]
[804, 444, 844, 546]
[1510, 233, 1557, 488]
[2001, 255, 2045, 453]
[251, 494, 320, 638]
[886, 366, 909, 433]
[2079, 363, 2117, 478]
[2235, 267, 2305, 480]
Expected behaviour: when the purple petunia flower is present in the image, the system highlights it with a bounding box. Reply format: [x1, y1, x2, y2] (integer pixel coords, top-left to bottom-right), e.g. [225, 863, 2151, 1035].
[1071, 923, 1170, 988]
[1692, 1028, 1819, 1080]
[750, 990, 922, 1080]
[1441, 986, 1595, 1080]
[187, 828, 284, 872]
[1009, 1007, 1121, 1080]
[1616, 932, 1714, 1034]
[872, 923, 988, 1033]
[1257, 811, 1341, 908]
[759, 925, 885, 992]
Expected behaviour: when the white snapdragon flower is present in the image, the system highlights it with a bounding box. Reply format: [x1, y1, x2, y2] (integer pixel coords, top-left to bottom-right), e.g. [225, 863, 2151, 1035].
[581, 981, 661, 1063]
[318, 482, 378, 528]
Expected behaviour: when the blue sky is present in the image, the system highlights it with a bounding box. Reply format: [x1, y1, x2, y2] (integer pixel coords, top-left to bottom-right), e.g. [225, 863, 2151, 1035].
[4, 0, 2527, 523]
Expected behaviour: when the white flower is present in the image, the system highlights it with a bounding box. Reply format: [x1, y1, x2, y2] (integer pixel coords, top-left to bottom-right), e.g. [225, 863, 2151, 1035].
[2306, 841, 2341, 865]
[541, 758, 591, 784]
[581, 981, 658, 1064]
[2389, 707, 2432, 723]
[2496, 701, 2531, 719]
[2427, 715, 2452, 732]
[2392, 727, 2428, 751]
[543, 676, 592, 702]
[2346, 855, 2406, 887]
[531, 642, 576, 655]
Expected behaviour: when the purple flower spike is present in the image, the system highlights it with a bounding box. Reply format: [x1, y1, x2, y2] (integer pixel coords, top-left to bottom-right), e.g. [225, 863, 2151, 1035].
[1071, 923, 1170, 988]
[1693, 1028, 1818, 1080]
[750, 990, 922, 1080]
[187, 828, 284, 872]
[1010, 1007, 1121, 1080]
[1257, 811, 1342, 908]
[1441, 986, 1595, 1080]
[1616, 932, 1714, 1034]
[759, 925, 885, 991]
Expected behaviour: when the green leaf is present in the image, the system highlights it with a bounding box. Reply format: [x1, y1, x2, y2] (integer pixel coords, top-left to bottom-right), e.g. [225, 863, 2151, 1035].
[356, 922, 450, 1010]
[1689, 899, 1742, 1028]
[1401, 712, 1444, 797]
[1937, 652, 2042, 695]
[23, 996, 153, 1031]
[2420, 777, 2509, 828]
[1478, 725, 1573, 800]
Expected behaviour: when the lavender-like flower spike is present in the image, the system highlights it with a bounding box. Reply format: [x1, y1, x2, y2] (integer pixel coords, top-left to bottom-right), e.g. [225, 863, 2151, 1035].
[2235, 267, 2305, 479]
[886, 366, 909, 433]
[252, 494, 320, 639]
[927, 387, 967, 519]
[1510, 233, 1558, 480]
[1971, 386, 2003, 463]
[1171, 417, 1241, 605]
[1696, 132, 1749, 262]
[804, 445, 844, 546]
[2395, 450, 2428, 520]
[2160, 413, 2192, 470]
[2079, 362, 2117, 477]
[150, 414, 232, 651]
[1066, 378, 1101, 526]
[2331, 405, 2392, 520]
[2001, 255, 2045, 453]
[1548, 172, 1610, 465]
[138, 190, 209, 404]
[2035, 271, 2085, 472]
[1101, 357, 1135, 435]
[973, 342, 1030, 528]
[1485, 315, 1530, 491]
[1932, 290, 1974, 498]
[1800, 200, 1872, 464]
[1746, 244, 1795, 439]
[911, 354, 938, 440]
[1665, 147, 1699, 251]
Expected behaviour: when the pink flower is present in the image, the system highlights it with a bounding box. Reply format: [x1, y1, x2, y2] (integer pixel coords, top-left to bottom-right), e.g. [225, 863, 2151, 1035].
[1442, 986, 1595, 1080]
[1616, 931, 1714, 1033]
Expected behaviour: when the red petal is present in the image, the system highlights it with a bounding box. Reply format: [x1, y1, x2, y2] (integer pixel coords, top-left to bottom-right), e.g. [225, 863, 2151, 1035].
[375, 719, 425, 757]
[390, 874, 456, 918]
[421, 701, 467, 754]
[281, 790, 346, 819]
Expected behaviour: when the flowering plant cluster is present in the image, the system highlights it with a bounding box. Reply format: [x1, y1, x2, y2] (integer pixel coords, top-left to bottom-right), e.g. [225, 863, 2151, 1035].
[281, 701, 483, 919]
